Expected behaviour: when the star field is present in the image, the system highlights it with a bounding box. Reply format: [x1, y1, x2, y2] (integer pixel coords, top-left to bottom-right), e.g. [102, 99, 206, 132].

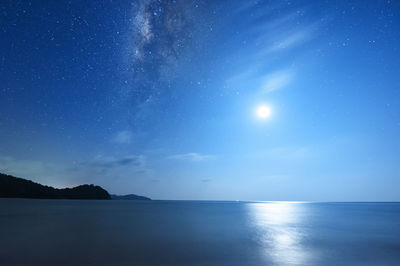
[1, 0, 400, 200]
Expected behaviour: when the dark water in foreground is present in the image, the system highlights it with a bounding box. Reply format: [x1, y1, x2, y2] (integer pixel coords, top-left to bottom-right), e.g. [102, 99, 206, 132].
[0, 200, 399, 266]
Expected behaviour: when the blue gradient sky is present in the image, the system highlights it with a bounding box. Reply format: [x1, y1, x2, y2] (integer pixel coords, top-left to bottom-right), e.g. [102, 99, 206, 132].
[1, 0, 399, 200]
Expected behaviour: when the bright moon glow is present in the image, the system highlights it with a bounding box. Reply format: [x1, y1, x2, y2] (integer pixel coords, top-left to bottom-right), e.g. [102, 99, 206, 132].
[256, 105, 272, 119]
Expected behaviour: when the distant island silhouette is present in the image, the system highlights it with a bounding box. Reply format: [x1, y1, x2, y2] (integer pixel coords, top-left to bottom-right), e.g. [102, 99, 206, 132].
[111, 194, 151, 200]
[0, 173, 151, 200]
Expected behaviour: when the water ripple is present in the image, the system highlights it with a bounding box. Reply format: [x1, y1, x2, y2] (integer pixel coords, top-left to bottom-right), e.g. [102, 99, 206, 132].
[247, 202, 310, 265]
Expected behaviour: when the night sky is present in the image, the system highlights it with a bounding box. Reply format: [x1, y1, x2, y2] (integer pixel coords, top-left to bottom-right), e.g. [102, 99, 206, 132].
[1, 0, 399, 200]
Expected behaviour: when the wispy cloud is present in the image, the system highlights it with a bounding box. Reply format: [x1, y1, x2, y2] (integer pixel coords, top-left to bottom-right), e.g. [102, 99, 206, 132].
[0, 154, 149, 188]
[225, 4, 321, 96]
[168, 153, 216, 162]
[73, 155, 147, 175]
[259, 69, 293, 94]
[261, 24, 318, 54]
[226, 68, 293, 95]
[83, 155, 143, 168]
[226, 67, 259, 86]
[112, 130, 133, 144]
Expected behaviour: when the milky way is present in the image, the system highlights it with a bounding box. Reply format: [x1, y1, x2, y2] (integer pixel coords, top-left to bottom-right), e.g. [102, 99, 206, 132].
[122, 0, 201, 122]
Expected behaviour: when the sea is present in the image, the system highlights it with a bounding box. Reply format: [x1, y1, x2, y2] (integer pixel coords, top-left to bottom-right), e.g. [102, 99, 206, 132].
[0, 199, 399, 266]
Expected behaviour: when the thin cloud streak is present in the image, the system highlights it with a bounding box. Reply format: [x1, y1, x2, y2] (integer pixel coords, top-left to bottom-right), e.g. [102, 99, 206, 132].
[260, 70, 293, 94]
[113, 130, 133, 144]
[168, 153, 216, 162]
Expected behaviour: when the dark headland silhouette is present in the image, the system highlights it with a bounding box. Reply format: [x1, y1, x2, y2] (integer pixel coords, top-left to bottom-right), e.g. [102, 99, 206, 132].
[0, 173, 151, 200]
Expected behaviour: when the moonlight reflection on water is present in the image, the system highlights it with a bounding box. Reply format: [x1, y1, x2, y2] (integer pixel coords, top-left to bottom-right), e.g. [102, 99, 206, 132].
[247, 202, 310, 265]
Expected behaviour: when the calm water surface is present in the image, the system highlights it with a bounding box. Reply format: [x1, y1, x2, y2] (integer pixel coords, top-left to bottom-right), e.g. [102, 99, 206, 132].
[0, 199, 399, 266]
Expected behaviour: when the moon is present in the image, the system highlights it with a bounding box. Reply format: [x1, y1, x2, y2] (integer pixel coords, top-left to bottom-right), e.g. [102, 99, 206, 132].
[256, 105, 272, 119]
